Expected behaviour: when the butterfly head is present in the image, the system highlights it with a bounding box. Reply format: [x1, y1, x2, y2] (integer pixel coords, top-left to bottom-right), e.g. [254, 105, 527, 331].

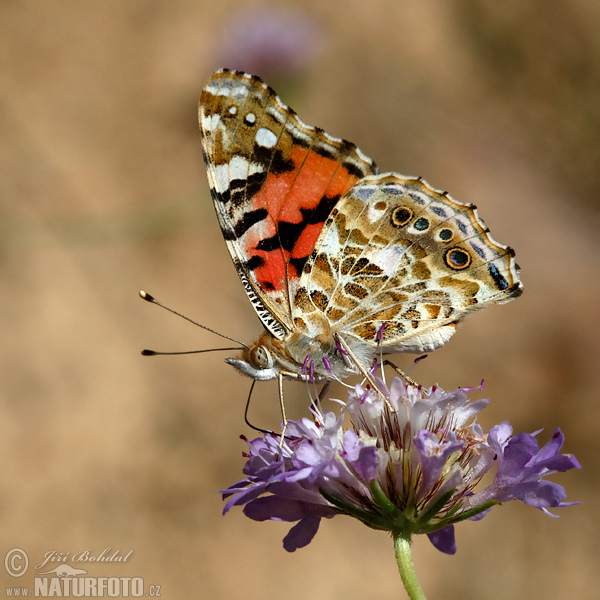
[225, 332, 334, 383]
[225, 334, 280, 381]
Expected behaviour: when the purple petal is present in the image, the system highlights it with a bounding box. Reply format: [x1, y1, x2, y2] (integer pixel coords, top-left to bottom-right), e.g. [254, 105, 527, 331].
[476, 428, 580, 512]
[340, 430, 362, 461]
[243, 496, 333, 523]
[498, 429, 580, 483]
[283, 517, 322, 552]
[222, 484, 267, 514]
[349, 445, 380, 483]
[267, 481, 331, 505]
[498, 432, 541, 476]
[427, 525, 456, 554]
[492, 480, 569, 508]
[414, 430, 464, 493]
[487, 422, 513, 454]
[469, 506, 492, 521]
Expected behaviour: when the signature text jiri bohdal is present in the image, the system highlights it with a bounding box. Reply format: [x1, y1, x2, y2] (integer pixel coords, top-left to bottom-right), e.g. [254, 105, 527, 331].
[35, 548, 133, 569]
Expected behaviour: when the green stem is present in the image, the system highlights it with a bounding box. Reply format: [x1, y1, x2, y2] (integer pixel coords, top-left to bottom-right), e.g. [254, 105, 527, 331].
[393, 531, 427, 600]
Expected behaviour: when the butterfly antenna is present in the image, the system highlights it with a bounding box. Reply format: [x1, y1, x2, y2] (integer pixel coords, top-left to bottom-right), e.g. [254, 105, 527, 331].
[141, 348, 240, 356]
[139, 290, 248, 349]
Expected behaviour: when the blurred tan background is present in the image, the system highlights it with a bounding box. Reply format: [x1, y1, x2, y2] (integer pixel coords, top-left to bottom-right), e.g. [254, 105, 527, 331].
[1, 1, 598, 598]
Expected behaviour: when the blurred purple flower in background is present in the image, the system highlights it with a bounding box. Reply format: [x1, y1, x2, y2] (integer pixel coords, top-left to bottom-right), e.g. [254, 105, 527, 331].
[222, 377, 580, 554]
[218, 9, 321, 81]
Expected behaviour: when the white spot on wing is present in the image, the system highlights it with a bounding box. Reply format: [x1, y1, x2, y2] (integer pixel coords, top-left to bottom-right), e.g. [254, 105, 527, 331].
[206, 79, 251, 98]
[213, 164, 230, 194]
[228, 157, 250, 183]
[391, 327, 456, 353]
[205, 81, 226, 95]
[256, 127, 278, 148]
[212, 157, 265, 194]
[245, 113, 256, 124]
[372, 245, 409, 273]
[201, 113, 221, 132]
[366, 200, 386, 222]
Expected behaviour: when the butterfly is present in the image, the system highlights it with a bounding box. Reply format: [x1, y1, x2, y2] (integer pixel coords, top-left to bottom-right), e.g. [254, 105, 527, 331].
[199, 69, 522, 385]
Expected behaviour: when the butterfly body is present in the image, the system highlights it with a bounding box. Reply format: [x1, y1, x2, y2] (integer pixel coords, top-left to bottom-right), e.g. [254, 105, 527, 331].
[199, 69, 522, 383]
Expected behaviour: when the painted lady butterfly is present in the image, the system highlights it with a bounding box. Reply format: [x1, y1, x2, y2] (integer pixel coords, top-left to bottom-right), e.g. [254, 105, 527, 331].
[199, 69, 522, 385]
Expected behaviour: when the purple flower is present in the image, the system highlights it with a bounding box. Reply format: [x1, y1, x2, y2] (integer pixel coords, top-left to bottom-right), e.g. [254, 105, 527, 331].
[218, 9, 321, 81]
[467, 425, 581, 515]
[222, 377, 580, 553]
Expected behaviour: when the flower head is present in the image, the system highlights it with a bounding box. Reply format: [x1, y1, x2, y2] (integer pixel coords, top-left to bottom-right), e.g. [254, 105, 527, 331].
[222, 377, 580, 553]
[218, 9, 320, 81]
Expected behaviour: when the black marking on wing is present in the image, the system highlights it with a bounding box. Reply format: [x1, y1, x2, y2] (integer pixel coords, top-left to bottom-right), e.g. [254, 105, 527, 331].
[408, 192, 426, 205]
[255, 194, 340, 257]
[488, 263, 509, 290]
[302, 193, 341, 231]
[382, 184, 403, 194]
[456, 220, 468, 235]
[246, 255, 265, 270]
[227, 208, 269, 240]
[259, 147, 296, 175]
[470, 242, 486, 259]
[289, 256, 308, 277]
[257, 221, 304, 253]
[294, 137, 370, 179]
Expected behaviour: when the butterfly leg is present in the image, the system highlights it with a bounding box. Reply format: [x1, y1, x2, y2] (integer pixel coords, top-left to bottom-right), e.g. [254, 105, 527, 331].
[382, 359, 420, 387]
[243, 379, 280, 436]
[318, 381, 330, 403]
[278, 372, 288, 447]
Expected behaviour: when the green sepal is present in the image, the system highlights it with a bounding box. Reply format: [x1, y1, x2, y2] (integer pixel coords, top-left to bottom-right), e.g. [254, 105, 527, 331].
[414, 489, 456, 528]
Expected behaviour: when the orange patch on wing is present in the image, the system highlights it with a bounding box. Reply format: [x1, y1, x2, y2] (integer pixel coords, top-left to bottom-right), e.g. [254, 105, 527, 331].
[292, 222, 323, 259]
[251, 148, 360, 223]
[253, 249, 290, 292]
[279, 150, 329, 222]
[326, 159, 360, 199]
[245, 147, 361, 292]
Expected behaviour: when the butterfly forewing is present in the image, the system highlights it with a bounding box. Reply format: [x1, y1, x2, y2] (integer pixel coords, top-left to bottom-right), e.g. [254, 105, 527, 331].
[199, 69, 377, 340]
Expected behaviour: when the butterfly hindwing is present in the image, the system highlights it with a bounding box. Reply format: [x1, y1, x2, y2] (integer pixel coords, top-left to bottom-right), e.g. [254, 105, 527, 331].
[199, 69, 378, 339]
[292, 174, 522, 354]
